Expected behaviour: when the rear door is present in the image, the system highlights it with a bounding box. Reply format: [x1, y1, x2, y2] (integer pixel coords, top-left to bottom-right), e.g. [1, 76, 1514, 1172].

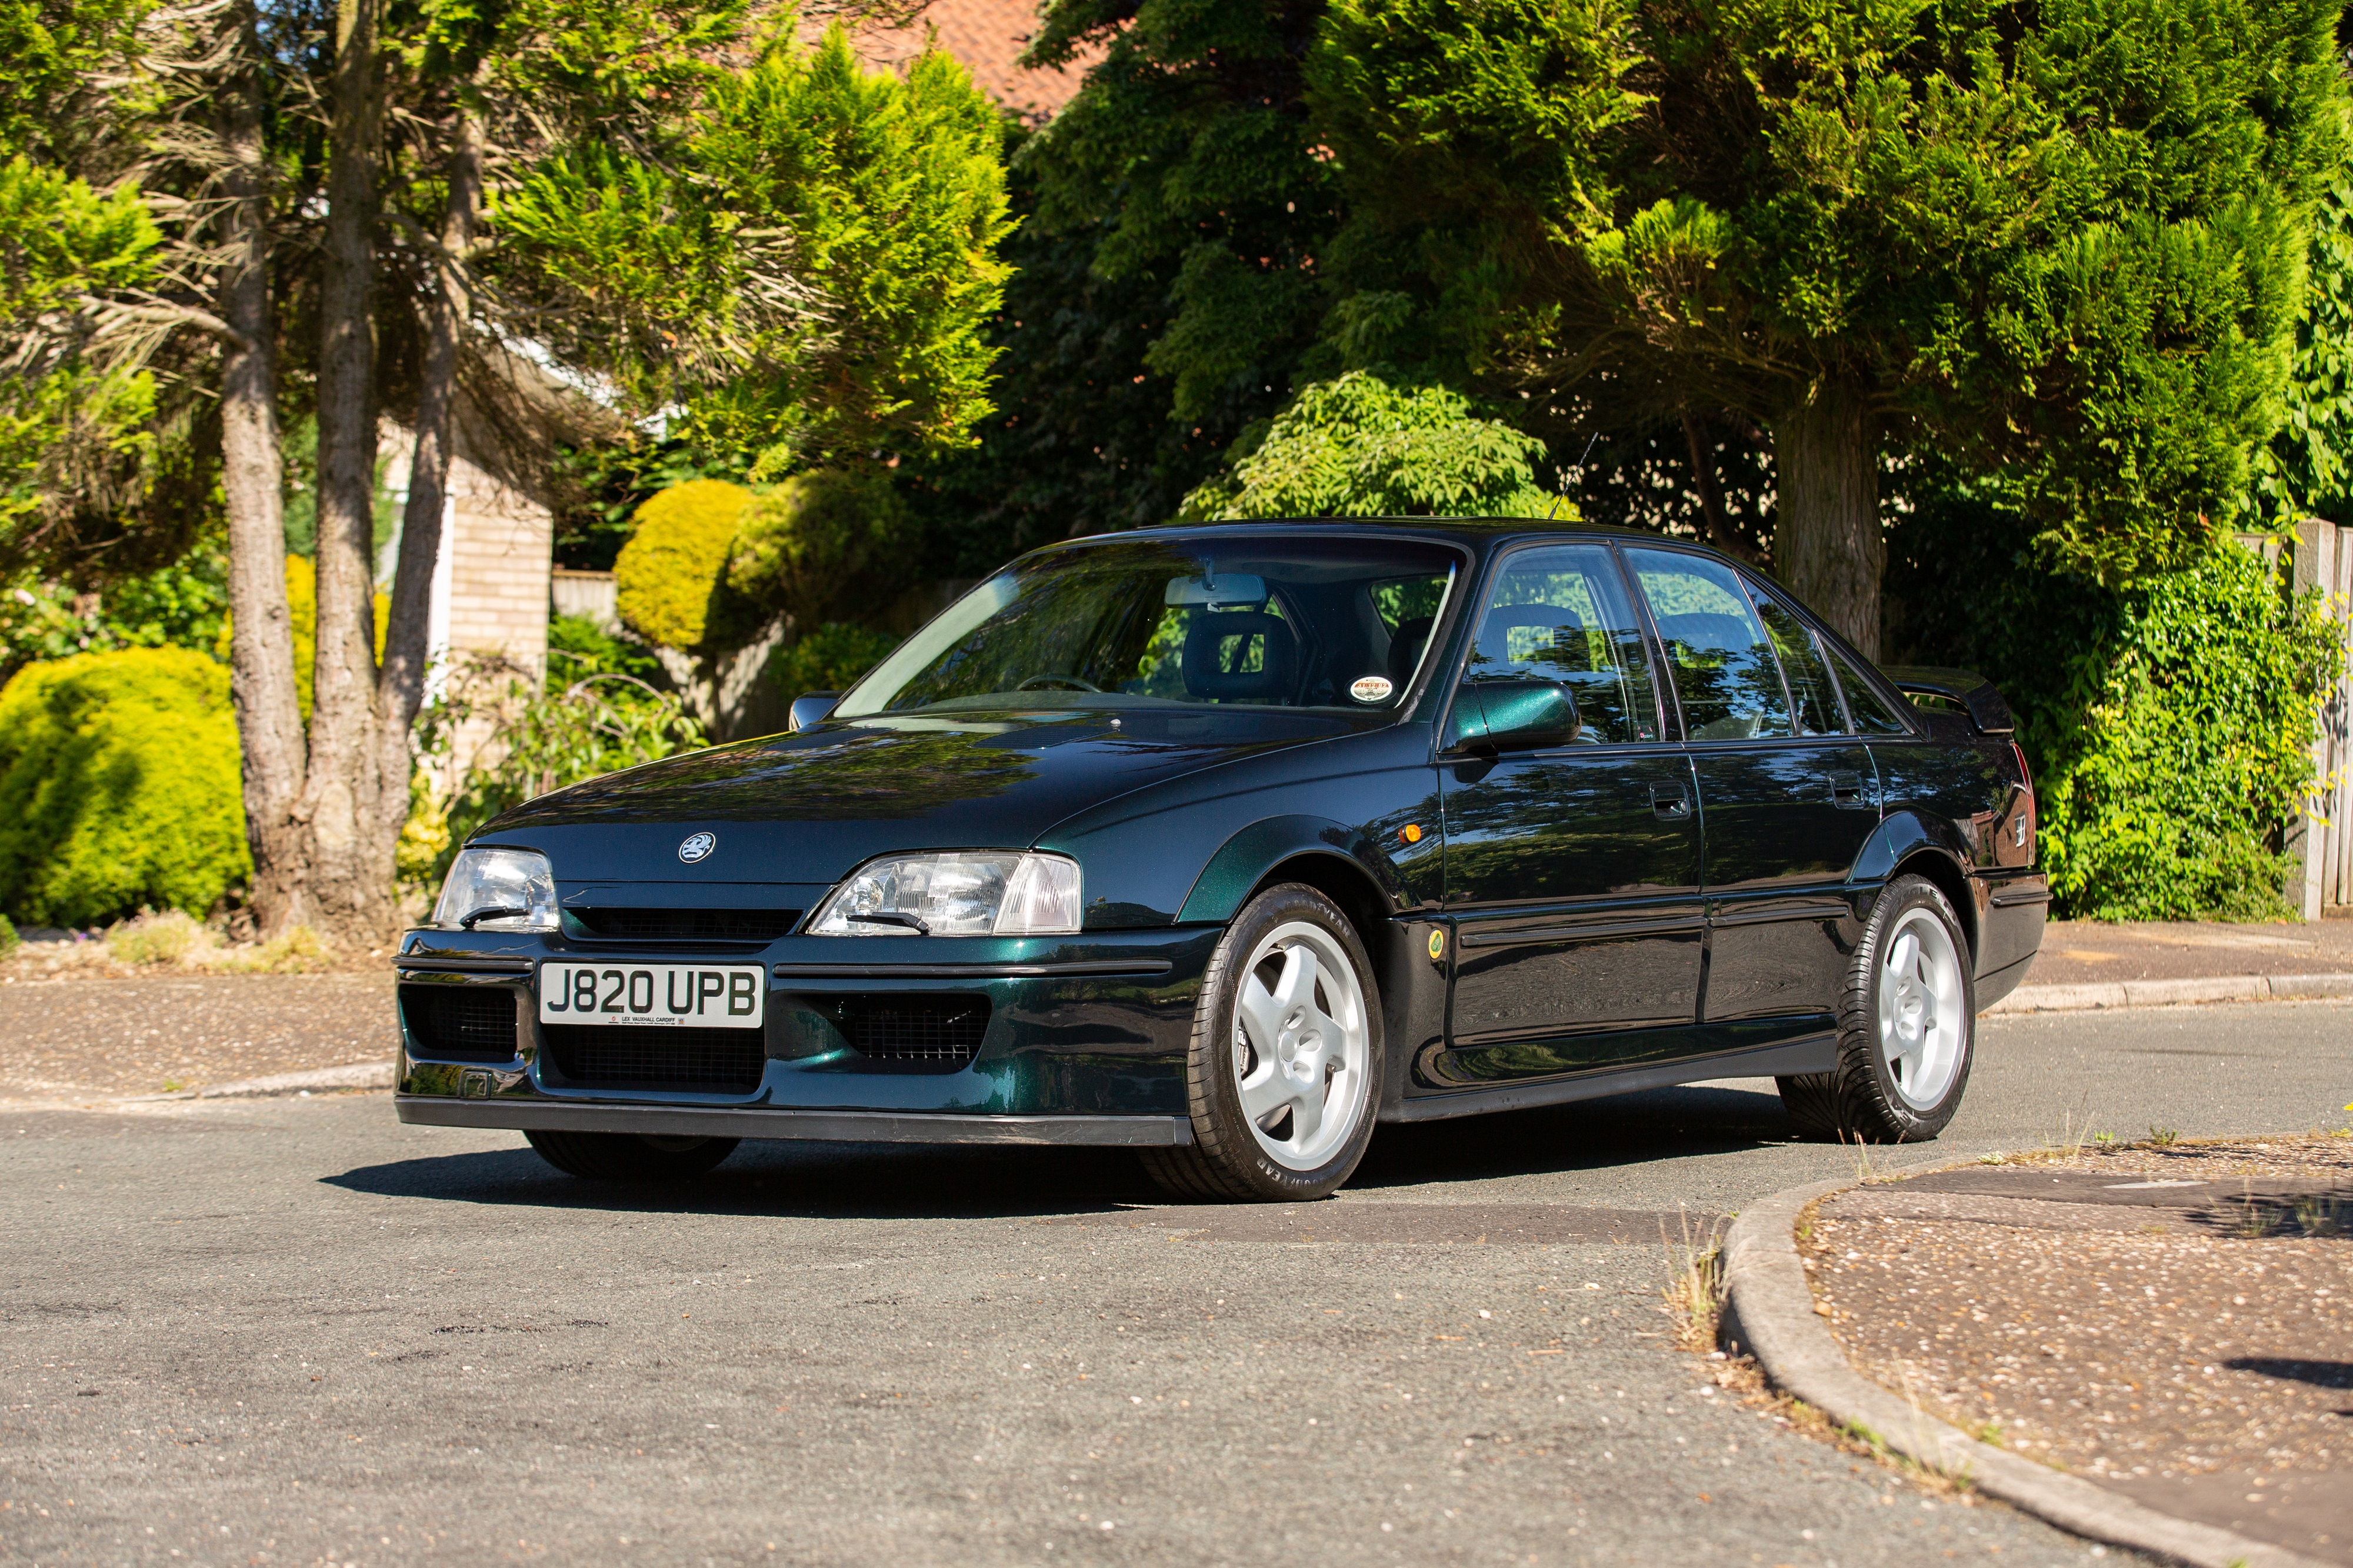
[1623, 548, 1879, 1045]
[1435, 543, 1707, 1086]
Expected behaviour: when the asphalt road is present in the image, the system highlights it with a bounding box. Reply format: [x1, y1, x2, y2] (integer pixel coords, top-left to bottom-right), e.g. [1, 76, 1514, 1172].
[5, 999, 2349, 1568]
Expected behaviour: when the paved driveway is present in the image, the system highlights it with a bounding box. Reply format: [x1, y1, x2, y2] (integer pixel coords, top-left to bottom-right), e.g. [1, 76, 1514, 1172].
[5, 1000, 2348, 1567]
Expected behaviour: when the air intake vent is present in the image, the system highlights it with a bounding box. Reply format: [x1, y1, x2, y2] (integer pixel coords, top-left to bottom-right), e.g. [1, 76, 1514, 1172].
[401, 985, 518, 1062]
[817, 995, 990, 1068]
[541, 1025, 766, 1093]
[569, 908, 801, 942]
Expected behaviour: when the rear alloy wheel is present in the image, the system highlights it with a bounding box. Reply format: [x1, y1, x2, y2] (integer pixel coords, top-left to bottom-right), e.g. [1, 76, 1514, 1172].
[1778, 873, 1974, 1143]
[525, 1129, 739, 1182]
[1140, 884, 1382, 1202]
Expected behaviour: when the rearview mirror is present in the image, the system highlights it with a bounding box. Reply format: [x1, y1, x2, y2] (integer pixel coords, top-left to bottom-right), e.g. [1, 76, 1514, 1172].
[1448, 678, 1581, 753]
[789, 692, 841, 733]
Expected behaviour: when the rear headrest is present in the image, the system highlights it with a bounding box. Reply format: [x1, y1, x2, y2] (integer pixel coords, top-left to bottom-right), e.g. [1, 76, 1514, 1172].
[1387, 615, 1434, 687]
[1182, 612, 1296, 700]
[1656, 612, 1757, 656]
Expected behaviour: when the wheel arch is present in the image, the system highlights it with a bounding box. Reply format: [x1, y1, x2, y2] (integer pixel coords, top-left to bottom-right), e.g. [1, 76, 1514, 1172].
[1853, 810, 1979, 960]
[1175, 815, 1409, 999]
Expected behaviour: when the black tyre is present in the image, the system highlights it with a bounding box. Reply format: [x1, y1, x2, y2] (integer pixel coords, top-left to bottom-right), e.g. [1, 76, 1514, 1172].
[1778, 873, 1975, 1143]
[1139, 884, 1382, 1203]
[524, 1129, 739, 1181]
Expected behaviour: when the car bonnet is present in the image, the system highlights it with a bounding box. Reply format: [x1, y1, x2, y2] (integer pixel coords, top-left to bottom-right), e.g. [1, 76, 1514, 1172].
[468, 706, 1353, 889]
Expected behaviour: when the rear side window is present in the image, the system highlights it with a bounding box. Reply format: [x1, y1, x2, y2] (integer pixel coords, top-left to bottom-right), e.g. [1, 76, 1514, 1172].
[1825, 645, 1913, 735]
[1626, 548, 1793, 741]
[1466, 544, 1662, 744]
[1749, 589, 1843, 736]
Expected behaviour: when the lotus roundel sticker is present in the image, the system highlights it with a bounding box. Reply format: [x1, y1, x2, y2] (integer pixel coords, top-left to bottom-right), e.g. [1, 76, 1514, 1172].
[1349, 674, 1395, 703]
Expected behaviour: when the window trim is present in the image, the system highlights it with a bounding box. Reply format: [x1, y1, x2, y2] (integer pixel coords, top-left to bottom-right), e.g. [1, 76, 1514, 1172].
[1739, 572, 1924, 740]
[1433, 538, 1676, 753]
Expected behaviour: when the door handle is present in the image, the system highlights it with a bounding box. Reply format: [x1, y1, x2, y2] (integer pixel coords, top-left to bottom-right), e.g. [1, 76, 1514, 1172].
[1650, 782, 1691, 819]
[1826, 771, 1869, 809]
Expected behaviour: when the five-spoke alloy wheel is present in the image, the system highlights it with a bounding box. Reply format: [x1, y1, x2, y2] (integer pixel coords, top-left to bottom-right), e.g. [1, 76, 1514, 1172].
[1778, 873, 1975, 1143]
[1142, 884, 1381, 1200]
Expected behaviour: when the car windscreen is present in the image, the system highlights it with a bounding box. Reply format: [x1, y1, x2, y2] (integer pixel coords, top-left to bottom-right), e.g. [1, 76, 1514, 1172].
[833, 536, 1463, 719]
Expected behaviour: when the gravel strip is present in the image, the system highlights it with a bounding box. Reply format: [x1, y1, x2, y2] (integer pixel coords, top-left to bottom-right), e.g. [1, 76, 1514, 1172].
[1804, 1137, 2352, 1563]
[0, 972, 397, 1099]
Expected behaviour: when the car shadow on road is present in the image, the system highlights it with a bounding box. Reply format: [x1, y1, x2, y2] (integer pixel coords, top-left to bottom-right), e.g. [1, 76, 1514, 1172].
[1349, 1082, 1799, 1191]
[323, 1082, 1799, 1219]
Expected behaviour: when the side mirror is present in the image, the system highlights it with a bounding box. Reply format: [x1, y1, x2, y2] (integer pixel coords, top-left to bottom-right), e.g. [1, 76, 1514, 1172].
[1448, 678, 1581, 753]
[788, 692, 841, 733]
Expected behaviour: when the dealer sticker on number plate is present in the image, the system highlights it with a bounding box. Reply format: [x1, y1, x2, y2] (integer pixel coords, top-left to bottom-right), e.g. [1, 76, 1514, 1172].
[538, 962, 766, 1028]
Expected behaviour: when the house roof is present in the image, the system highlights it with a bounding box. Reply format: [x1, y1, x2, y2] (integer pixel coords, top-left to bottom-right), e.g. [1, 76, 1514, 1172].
[818, 0, 1102, 122]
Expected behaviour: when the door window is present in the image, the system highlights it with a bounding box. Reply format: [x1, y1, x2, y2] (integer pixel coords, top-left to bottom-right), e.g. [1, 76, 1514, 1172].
[1748, 588, 1844, 736]
[1465, 545, 1662, 744]
[1824, 645, 1914, 735]
[1627, 549, 1794, 741]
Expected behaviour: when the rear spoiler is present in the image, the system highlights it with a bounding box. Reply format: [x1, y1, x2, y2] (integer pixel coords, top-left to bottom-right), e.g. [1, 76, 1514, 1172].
[1878, 665, 2015, 735]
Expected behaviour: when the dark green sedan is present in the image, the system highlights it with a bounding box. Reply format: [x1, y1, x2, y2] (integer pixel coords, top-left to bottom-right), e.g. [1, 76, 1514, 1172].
[395, 519, 2045, 1200]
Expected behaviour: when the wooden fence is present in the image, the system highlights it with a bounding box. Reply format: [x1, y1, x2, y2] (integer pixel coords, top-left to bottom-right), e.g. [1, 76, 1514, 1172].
[2288, 519, 2353, 919]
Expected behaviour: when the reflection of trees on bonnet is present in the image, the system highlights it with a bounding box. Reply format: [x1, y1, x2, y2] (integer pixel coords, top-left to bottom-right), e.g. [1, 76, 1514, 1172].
[522, 726, 1041, 822]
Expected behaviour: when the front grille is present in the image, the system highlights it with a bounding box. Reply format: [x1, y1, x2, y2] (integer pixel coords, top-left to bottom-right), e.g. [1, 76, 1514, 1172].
[401, 985, 518, 1062]
[569, 908, 802, 942]
[815, 995, 991, 1066]
[541, 1024, 766, 1093]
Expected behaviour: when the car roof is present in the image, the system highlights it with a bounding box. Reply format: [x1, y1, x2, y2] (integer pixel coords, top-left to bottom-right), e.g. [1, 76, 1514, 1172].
[1052, 515, 1728, 558]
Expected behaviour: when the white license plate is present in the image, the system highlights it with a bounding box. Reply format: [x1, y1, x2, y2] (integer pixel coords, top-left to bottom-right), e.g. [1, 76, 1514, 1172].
[538, 962, 766, 1028]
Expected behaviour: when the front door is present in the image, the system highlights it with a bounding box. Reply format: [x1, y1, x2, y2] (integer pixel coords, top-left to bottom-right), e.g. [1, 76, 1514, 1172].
[1436, 543, 1707, 1087]
[1624, 548, 1882, 1044]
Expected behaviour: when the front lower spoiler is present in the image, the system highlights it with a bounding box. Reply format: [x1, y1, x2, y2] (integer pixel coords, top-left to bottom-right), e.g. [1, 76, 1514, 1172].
[395, 1096, 1194, 1147]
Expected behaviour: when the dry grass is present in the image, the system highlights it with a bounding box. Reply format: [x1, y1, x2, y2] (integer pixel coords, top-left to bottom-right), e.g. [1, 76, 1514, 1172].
[1658, 1206, 1727, 1353]
[9, 913, 346, 980]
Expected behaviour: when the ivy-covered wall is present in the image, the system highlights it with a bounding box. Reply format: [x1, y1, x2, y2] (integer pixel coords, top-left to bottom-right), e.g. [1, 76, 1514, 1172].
[1891, 501, 2338, 920]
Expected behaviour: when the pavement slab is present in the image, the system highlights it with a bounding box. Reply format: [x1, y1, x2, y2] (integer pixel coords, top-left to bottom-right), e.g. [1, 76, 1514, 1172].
[1808, 1140, 2353, 1565]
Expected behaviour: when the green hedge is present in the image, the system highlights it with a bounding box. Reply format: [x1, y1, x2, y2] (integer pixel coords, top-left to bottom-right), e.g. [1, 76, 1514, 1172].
[1891, 501, 2337, 920]
[0, 647, 251, 927]
[612, 479, 756, 650]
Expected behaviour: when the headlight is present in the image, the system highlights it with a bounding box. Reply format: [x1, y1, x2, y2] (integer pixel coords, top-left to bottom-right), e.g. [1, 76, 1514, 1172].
[809, 851, 1082, 936]
[432, 846, 558, 931]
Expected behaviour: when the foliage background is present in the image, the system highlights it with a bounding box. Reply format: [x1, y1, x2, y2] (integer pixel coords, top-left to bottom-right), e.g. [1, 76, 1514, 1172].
[0, 646, 251, 926]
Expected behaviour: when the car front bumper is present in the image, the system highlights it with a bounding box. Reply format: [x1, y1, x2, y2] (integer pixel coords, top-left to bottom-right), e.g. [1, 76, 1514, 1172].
[391, 926, 1218, 1146]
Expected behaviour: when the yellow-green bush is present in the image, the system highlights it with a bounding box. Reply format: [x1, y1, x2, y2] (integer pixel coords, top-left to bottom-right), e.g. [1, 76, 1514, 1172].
[729, 469, 918, 628]
[614, 479, 756, 650]
[0, 647, 251, 927]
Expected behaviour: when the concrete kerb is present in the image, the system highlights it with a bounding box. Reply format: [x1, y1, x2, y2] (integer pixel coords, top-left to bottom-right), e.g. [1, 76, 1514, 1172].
[1989, 972, 2353, 1013]
[125, 1062, 394, 1102]
[1719, 1165, 2334, 1568]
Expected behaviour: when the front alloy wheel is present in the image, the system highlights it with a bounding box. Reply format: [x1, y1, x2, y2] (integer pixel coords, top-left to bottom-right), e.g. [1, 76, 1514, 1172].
[1141, 885, 1381, 1201]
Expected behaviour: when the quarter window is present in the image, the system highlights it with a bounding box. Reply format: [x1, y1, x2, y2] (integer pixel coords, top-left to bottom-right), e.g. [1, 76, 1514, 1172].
[1465, 545, 1662, 744]
[1825, 645, 1914, 736]
[1626, 549, 1794, 741]
[1749, 588, 1843, 736]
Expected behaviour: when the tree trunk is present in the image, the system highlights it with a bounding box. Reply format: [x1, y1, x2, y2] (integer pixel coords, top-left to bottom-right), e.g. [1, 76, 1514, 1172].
[1681, 410, 1762, 568]
[375, 105, 481, 852]
[1770, 384, 1883, 659]
[299, 0, 390, 945]
[216, 16, 309, 932]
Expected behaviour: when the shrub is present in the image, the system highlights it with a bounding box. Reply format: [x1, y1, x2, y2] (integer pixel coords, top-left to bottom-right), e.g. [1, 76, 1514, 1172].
[728, 470, 919, 628]
[105, 908, 211, 966]
[613, 479, 756, 650]
[766, 622, 899, 698]
[0, 913, 16, 956]
[1890, 499, 2338, 920]
[0, 647, 251, 928]
[1180, 371, 1565, 521]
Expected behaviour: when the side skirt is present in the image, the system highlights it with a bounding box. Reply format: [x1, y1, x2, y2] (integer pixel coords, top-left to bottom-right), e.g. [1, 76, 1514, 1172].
[1380, 1035, 1838, 1125]
[396, 1097, 1194, 1148]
